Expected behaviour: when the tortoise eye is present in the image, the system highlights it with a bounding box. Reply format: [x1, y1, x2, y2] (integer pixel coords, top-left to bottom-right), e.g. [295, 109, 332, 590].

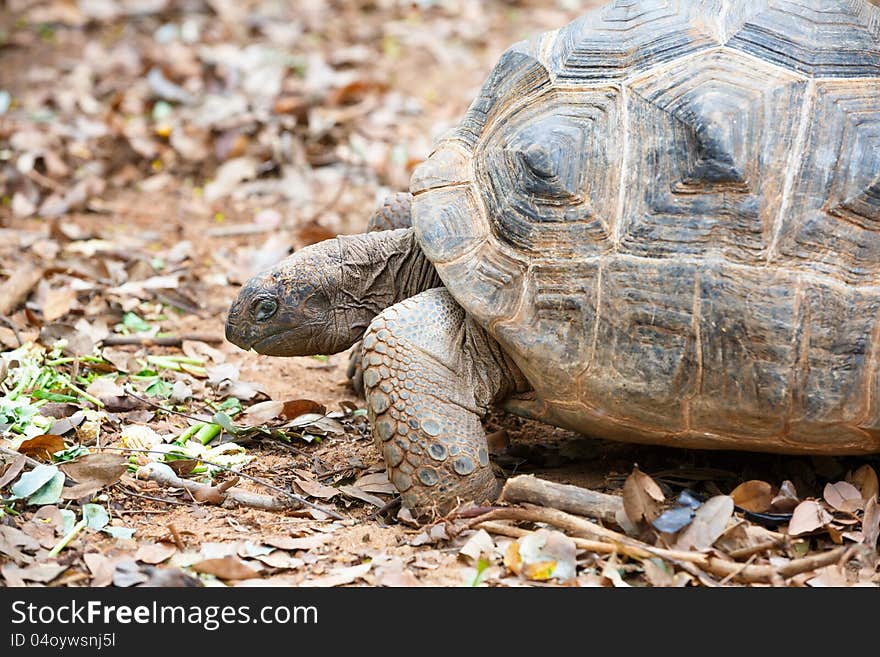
[254, 297, 278, 322]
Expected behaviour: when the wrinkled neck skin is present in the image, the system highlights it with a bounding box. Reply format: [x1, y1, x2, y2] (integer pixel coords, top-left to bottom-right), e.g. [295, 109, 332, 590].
[225, 228, 443, 358]
[335, 228, 442, 344]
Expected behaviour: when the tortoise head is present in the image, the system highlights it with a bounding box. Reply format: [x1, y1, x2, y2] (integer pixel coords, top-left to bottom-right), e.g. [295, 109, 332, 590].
[225, 239, 352, 357]
[226, 230, 426, 357]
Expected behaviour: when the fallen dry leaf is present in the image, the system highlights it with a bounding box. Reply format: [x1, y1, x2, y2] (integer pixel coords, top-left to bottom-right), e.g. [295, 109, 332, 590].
[264, 534, 330, 552]
[60, 453, 128, 499]
[848, 465, 879, 502]
[622, 466, 664, 524]
[788, 500, 834, 536]
[280, 399, 327, 420]
[730, 480, 774, 513]
[338, 485, 385, 507]
[505, 529, 576, 582]
[191, 556, 260, 581]
[18, 435, 65, 461]
[458, 529, 495, 563]
[352, 471, 396, 495]
[674, 495, 734, 551]
[295, 478, 338, 500]
[135, 542, 177, 565]
[769, 479, 800, 513]
[83, 552, 116, 588]
[0, 454, 28, 488]
[2, 562, 67, 586]
[824, 481, 864, 513]
[863, 497, 880, 550]
[299, 562, 372, 587]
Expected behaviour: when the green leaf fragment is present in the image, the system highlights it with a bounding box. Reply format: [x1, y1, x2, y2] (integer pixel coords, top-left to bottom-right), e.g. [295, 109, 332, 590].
[26, 471, 65, 505]
[122, 312, 153, 333]
[83, 503, 110, 530]
[102, 526, 134, 539]
[11, 464, 59, 498]
[212, 412, 237, 434]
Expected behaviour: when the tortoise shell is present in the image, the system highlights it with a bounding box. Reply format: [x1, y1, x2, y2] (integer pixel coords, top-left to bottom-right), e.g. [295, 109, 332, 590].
[410, 0, 880, 454]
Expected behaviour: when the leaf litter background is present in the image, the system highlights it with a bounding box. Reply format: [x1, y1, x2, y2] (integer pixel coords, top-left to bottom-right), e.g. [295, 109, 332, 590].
[0, 0, 878, 588]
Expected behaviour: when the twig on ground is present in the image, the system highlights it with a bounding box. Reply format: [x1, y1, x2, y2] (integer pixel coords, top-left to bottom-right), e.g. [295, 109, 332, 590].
[114, 484, 192, 507]
[97, 445, 344, 520]
[138, 462, 293, 511]
[123, 389, 211, 423]
[470, 504, 850, 584]
[207, 224, 277, 238]
[365, 496, 401, 521]
[167, 523, 185, 550]
[100, 334, 223, 347]
[499, 474, 624, 525]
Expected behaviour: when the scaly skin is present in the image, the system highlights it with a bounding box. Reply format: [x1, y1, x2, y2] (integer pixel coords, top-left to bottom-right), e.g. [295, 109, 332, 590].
[346, 193, 413, 395]
[361, 288, 528, 518]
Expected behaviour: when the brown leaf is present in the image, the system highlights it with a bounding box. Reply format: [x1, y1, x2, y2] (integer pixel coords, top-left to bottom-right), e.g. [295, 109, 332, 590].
[352, 471, 396, 495]
[788, 500, 834, 536]
[622, 466, 664, 524]
[167, 459, 198, 476]
[18, 435, 65, 461]
[295, 478, 338, 500]
[42, 287, 77, 322]
[60, 453, 128, 489]
[240, 400, 284, 426]
[848, 465, 879, 502]
[83, 552, 115, 587]
[2, 562, 67, 586]
[769, 479, 800, 513]
[191, 556, 260, 581]
[338, 485, 385, 507]
[674, 495, 734, 551]
[264, 534, 330, 552]
[375, 565, 421, 587]
[280, 399, 327, 420]
[0, 454, 27, 488]
[135, 542, 177, 565]
[863, 497, 880, 550]
[299, 562, 371, 587]
[823, 481, 864, 513]
[730, 480, 774, 513]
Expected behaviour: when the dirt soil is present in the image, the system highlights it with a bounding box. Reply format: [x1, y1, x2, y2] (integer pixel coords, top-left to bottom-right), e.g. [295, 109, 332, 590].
[1, 0, 878, 588]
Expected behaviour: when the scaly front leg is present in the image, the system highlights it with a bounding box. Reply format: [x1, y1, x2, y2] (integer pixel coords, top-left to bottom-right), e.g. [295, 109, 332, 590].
[361, 288, 527, 518]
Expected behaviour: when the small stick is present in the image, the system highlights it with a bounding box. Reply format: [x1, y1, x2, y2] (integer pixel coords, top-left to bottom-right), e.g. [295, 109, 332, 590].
[100, 334, 224, 347]
[727, 539, 785, 561]
[365, 496, 401, 521]
[138, 462, 292, 511]
[105, 446, 344, 520]
[499, 474, 624, 525]
[470, 504, 850, 584]
[207, 224, 277, 238]
[167, 523, 185, 550]
[719, 554, 758, 586]
[0, 261, 44, 316]
[114, 485, 192, 507]
[123, 389, 210, 423]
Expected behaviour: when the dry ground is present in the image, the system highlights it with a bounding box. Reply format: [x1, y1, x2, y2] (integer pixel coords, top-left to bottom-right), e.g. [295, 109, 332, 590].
[1, 0, 878, 588]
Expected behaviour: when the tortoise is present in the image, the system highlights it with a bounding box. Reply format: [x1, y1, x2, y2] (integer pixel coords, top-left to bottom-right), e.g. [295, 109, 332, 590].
[226, 0, 880, 517]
